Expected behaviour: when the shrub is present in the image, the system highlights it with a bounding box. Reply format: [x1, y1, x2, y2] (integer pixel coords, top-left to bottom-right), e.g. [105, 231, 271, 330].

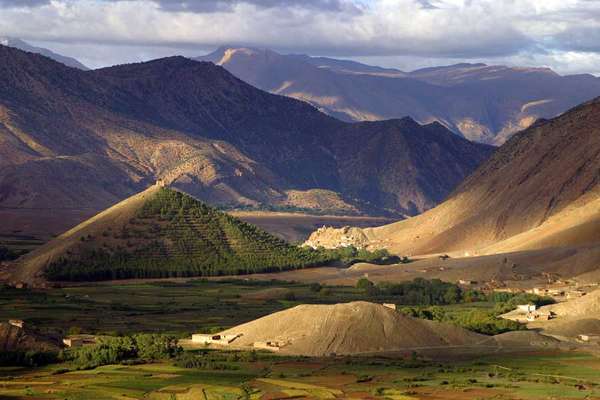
[66, 334, 180, 369]
[134, 334, 181, 360]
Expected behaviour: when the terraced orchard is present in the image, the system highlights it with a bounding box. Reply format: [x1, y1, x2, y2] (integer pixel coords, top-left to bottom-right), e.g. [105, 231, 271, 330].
[45, 188, 335, 281]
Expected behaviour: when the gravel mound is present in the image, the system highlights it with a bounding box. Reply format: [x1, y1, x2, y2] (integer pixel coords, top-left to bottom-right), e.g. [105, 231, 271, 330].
[220, 301, 487, 356]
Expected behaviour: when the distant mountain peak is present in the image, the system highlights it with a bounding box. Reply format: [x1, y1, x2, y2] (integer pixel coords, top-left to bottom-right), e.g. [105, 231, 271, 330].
[0, 36, 88, 70]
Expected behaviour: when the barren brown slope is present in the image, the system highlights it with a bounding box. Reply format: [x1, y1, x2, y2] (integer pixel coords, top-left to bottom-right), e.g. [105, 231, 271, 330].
[0, 44, 493, 239]
[219, 301, 488, 356]
[9, 185, 162, 284]
[198, 47, 600, 144]
[313, 97, 600, 256]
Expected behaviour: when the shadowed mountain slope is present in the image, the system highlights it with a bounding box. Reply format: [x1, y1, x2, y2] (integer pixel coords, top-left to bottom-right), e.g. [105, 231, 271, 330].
[307, 98, 600, 256]
[198, 47, 600, 144]
[329, 118, 492, 214]
[0, 44, 493, 237]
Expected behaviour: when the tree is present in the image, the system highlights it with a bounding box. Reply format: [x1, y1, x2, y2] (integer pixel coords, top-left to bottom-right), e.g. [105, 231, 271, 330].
[443, 286, 461, 304]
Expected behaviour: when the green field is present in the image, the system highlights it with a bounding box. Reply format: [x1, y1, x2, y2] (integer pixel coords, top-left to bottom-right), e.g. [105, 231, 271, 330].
[0, 280, 380, 336]
[1, 351, 600, 399]
[2, 280, 600, 399]
[0, 279, 528, 337]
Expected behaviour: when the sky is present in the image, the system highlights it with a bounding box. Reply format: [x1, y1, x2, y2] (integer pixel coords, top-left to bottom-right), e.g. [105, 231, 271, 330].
[2, 0, 600, 74]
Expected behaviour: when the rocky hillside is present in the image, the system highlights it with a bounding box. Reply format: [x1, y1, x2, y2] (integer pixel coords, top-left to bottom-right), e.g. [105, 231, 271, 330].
[12, 186, 335, 284]
[306, 98, 600, 256]
[0, 322, 62, 353]
[0, 44, 493, 237]
[198, 47, 600, 144]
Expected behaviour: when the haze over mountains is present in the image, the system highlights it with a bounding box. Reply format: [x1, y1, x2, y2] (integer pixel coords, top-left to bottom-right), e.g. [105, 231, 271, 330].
[0, 37, 88, 70]
[0, 44, 492, 238]
[198, 47, 600, 145]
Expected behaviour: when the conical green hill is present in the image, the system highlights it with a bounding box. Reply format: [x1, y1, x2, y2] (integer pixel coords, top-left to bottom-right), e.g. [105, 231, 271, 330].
[17, 187, 333, 282]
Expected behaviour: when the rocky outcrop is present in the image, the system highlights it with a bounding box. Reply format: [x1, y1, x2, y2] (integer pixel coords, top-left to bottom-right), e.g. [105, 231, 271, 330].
[304, 226, 371, 249]
[0, 322, 62, 352]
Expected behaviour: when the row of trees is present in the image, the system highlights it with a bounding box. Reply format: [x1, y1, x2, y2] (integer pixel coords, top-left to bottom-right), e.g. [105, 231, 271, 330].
[354, 277, 556, 335]
[356, 277, 470, 305]
[66, 334, 180, 369]
[399, 306, 525, 335]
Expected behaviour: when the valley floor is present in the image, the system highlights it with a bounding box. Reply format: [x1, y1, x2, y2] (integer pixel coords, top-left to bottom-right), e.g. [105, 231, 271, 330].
[2, 351, 600, 399]
[2, 277, 600, 399]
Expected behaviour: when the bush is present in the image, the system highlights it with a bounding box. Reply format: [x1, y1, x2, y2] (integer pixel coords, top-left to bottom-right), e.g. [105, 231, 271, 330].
[309, 283, 322, 292]
[493, 293, 555, 314]
[134, 334, 181, 360]
[356, 278, 380, 297]
[377, 278, 465, 305]
[66, 334, 180, 369]
[318, 246, 400, 267]
[401, 306, 525, 335]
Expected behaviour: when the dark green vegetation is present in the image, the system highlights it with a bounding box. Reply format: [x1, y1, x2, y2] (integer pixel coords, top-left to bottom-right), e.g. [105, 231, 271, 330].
[0, 244, 28, 261]
[400, 305, 525, 335]
[322, 246, 402, 266]
[45, 188, 341, 281]
[357, 277, 466, 304]
[66, 334, 180, 370]
[0, 280, 402, 336]
[356, 278, 555, 335]
[491, 291, 557, 313]
[0, 351, 58, 368]
[0, 278, 587, 399]
[0, 278, 538, 338]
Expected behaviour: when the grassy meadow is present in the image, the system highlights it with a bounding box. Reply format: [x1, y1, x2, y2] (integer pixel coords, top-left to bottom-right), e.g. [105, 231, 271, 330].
[0, 278, 528, 337]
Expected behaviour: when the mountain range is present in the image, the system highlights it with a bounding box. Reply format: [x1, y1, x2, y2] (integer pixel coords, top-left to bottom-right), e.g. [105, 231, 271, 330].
[309, 97, 600, 260]
[0, 44, 492, 239]
[198, 47, 600, 145]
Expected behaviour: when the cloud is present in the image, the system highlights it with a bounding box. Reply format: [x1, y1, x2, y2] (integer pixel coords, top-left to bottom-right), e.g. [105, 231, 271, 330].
[154, 0, 359, 13]
[1, 0, 600, 75]
[0, 0, 49, 7]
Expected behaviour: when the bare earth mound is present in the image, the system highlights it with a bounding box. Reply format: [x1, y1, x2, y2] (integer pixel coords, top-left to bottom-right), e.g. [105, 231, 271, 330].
[541, 319, 600, 338]
[218, 302, 488, 356]
[540, 289, 600, 320]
